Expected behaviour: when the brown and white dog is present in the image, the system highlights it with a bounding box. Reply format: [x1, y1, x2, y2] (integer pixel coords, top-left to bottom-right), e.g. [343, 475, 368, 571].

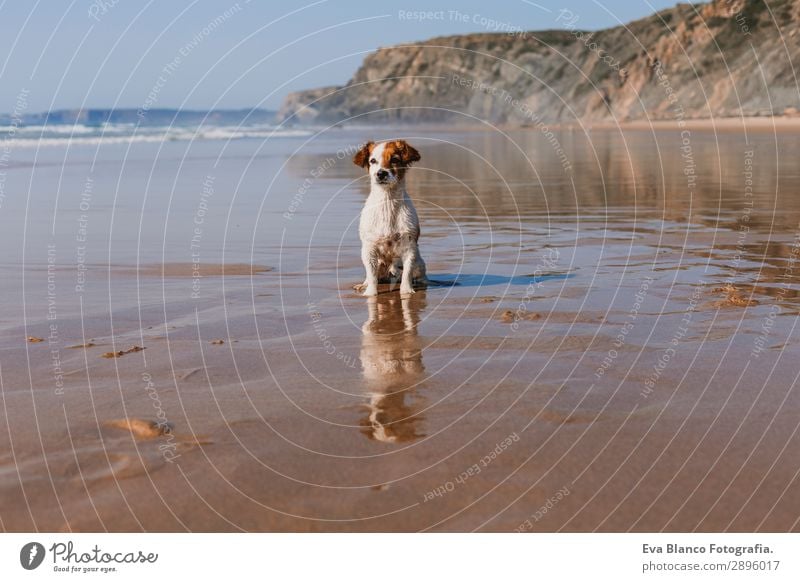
[353, 139, 429, 296]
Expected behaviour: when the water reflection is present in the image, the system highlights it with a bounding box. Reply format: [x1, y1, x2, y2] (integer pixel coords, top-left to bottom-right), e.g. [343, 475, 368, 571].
[287, 128, 800, 307]
[359, 293, 426, 443]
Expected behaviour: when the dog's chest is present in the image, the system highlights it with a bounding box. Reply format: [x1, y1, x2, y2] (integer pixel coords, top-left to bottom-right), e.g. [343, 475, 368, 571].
[359, 196, 418, 245]
[370, 232, 405, 261]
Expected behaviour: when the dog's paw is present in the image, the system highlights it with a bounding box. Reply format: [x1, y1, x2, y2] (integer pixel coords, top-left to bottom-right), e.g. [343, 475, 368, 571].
[363, 286, 378, 297]
[353, 282, 367, 292]
[400, 286, 415, 296]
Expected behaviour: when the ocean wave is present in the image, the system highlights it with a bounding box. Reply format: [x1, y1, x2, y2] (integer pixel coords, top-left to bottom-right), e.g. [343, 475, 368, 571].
[0, 124, 313, 147]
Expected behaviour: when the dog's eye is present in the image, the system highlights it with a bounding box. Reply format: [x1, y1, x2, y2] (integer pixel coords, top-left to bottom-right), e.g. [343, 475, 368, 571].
[369, 158, 377, 165]
[390, 157, 400, 164]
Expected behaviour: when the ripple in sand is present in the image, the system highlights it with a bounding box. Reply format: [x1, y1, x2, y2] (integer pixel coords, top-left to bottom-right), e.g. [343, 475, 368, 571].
[537, 409, 598, 425]
[136, 263, 272, 277]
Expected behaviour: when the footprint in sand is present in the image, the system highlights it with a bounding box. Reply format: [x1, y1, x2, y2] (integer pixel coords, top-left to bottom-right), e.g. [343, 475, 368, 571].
[499, 310, 542, 323]
[711, 284, 758, 307]
[104, 418, 173, 439]
[101, 345, 146, 358]
[104, 418, 213, 447]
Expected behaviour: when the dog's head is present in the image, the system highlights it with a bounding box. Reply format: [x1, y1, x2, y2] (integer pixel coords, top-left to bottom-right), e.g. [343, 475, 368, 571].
[353, 140, 421, 187]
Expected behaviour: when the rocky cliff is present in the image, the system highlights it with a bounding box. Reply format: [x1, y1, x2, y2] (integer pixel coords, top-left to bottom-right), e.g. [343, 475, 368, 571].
[277, 0, 800, 124]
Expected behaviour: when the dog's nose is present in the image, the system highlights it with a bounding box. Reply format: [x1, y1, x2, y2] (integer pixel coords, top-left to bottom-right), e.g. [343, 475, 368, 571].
[376, 169, 389, 181]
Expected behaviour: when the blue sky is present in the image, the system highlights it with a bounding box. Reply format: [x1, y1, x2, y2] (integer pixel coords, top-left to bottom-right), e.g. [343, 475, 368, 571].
[0, 0, 679, 113]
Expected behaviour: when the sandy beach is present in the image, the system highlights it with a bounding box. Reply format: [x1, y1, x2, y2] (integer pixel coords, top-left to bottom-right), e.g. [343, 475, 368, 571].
[582, 116, 800, 133]
[1, 125, 800, 532]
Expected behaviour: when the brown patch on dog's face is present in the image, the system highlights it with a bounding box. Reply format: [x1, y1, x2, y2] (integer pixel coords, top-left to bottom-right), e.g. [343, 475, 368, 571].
[381, 140, 420, 168]
[380, 140, 421, 181]
[353, 141, 375, 168]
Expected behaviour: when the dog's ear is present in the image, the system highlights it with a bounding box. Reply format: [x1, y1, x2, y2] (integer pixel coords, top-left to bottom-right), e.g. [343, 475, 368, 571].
[399, 141, 421, 165]
[353, 141, 374, 168]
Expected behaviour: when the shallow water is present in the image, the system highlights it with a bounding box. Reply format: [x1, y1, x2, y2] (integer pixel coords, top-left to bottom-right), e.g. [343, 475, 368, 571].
[2, 126, 800, 531]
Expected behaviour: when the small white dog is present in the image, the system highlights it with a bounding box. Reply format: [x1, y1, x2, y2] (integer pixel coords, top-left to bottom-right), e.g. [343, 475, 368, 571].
[353, 139, 429, 297]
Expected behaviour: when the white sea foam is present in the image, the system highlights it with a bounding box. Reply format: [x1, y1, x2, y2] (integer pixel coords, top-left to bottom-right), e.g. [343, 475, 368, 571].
[0, 124, 312, 147]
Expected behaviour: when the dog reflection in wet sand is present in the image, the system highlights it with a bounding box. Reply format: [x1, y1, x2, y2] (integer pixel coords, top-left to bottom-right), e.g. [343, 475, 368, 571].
[360, 293, 426, 443]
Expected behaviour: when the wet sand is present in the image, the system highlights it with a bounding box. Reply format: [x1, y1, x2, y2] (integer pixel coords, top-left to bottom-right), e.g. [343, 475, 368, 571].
[2, 126, 800, 531]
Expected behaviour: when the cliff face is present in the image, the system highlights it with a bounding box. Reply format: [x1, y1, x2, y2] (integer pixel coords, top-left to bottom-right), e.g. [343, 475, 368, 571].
[277, 0, 800, 124]
[276, 86, 341, 124]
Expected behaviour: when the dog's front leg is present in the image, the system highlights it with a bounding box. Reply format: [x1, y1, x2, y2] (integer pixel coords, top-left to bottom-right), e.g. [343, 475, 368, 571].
[400, 251, 416, 296]
[362, 246, 379, 297]
[412, 251, 430, 285]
